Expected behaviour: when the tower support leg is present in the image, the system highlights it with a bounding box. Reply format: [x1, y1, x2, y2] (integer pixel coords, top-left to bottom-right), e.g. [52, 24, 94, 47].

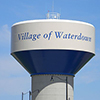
[31, 74, 74, 100]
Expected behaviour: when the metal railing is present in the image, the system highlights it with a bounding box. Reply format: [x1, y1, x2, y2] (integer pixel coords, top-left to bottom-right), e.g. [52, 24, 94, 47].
[22, 89, 39, 100]
[46, 12, 60, 19]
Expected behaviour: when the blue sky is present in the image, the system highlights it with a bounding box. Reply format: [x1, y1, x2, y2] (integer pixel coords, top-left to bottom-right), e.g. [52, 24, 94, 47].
[0, 0, 100, 100]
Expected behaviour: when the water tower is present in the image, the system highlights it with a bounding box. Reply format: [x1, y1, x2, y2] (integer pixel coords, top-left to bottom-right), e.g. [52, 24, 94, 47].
[11, 12, 95, 100]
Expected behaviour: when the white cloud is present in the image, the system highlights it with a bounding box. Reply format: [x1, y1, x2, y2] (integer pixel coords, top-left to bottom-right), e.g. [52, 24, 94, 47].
[0, 24, 10, 45]
[75, 63, 100, 84]
[0, 24, 30, 96]
[80, 70, 99, 83]
[0, 56, 27, 76]
[75, 49, 100, 84]
[0, 56, 30, 95]
[0, 76, 30, 95]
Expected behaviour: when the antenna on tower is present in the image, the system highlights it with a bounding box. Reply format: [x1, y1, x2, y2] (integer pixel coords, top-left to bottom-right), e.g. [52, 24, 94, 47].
[46, 1, 60, 19]
[59, 8, 61, 18]
[52, 0, 54, 12]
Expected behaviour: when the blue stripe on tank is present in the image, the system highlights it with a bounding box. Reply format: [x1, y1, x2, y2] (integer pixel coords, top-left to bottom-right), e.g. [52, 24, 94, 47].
[11, 50, 94, 75]
[30, 72, 75, 76]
